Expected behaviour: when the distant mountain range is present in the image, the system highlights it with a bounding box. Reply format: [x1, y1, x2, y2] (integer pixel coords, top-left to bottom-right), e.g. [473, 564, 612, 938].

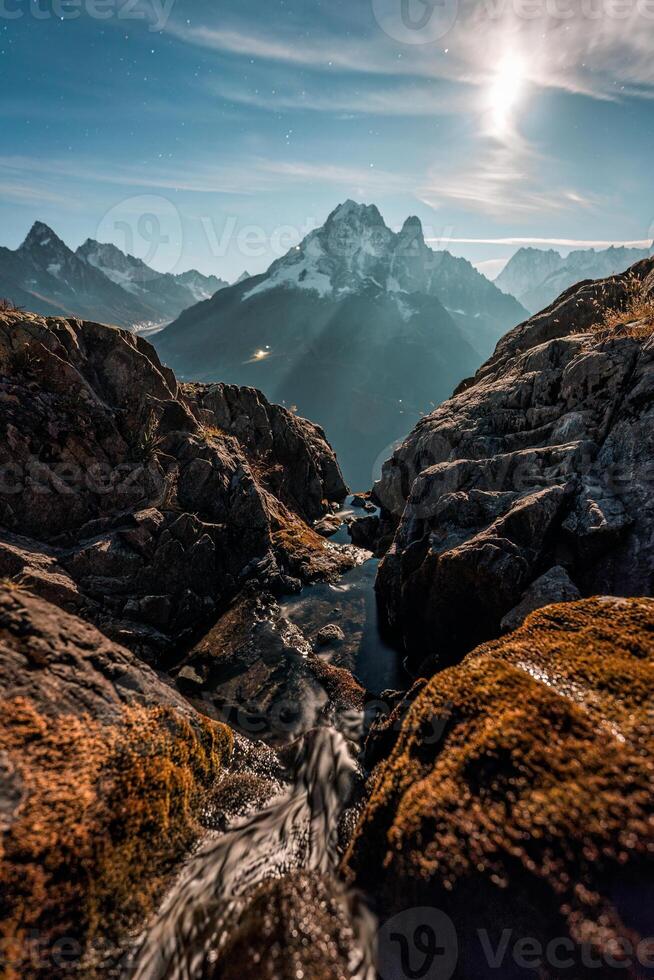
[155, 200, 528, 488]
[495, 243, 654, 312]
[0, 222, 228, 331]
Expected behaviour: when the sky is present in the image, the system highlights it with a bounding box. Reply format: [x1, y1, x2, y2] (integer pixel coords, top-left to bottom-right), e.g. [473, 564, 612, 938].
[1, 0, 653, 282]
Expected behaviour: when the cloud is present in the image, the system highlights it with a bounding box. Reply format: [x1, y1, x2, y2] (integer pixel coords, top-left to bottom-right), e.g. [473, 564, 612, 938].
[419, 134, 609, 219]
[0, 174, 83, 208]
[475, 257, 511, 278]
[257, 160, 412, 195]
[166, 23, 401, 76]
[432, 236, 654, 247]
[0, 153, 412, 202]
[167, 7, 654, 101]
[210, 78, 461, 117]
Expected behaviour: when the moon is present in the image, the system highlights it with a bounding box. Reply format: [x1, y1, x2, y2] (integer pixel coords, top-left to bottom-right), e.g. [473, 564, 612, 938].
[486, 54, 528, 138]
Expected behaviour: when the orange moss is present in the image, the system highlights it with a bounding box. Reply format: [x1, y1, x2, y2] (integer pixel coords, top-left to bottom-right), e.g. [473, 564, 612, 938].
[0, 698, 232, 979]
[347, 598, 654, 969]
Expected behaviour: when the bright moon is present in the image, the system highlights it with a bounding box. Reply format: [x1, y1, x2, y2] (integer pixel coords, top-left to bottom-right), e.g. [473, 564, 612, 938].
[486, 54, 528, 138]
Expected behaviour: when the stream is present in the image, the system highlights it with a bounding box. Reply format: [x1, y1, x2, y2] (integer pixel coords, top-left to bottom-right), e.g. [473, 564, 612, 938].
[128, 498, 404, 979]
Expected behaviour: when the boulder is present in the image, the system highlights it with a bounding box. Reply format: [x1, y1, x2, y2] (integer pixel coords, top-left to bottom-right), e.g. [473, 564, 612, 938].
[0, 584, 233, 977]
[346, 597, 654, 979]
[316, 623, 346, 647]
[175, 588, 365, 742]
[500, 565, 581, 632]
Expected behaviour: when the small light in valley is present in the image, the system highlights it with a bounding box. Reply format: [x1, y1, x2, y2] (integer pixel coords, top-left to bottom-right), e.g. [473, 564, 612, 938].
[253, 349, 270, 360]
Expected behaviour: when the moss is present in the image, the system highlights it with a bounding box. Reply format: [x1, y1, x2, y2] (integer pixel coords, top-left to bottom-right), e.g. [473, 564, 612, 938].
[346, 598, 654, 973]
[0, 698, 232, 978]
[270, 502, 356, 580]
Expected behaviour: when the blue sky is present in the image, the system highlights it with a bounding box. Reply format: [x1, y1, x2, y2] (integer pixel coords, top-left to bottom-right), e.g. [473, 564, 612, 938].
[1, 0, 653, 281]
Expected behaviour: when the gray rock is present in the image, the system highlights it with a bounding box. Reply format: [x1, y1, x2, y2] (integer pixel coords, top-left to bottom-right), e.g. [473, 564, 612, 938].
[500, 566, 581, 633]
[374, 258, 654, 668]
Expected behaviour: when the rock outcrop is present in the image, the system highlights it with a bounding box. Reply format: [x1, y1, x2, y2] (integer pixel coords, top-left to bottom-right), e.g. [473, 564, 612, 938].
[374, 259, 654, 668]
[346, 598, 654, 979]
[0, 584, 233, 978]
[175, 587, 365, 743]
[0, 311, 348, 662]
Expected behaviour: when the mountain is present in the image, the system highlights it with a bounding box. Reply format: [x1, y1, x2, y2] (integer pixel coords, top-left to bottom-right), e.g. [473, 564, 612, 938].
[77, 238, 227, 320]
[0, 222, 159, 328]
[494, 246, 563, 302]
[0, 222, 227, 331]
[496, 243, 653, 312]
[235, 270, 252, 284]
[155, 201, 528, 488]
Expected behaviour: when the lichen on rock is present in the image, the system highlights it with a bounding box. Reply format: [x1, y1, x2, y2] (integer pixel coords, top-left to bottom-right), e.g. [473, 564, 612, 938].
[346, 597, 654, 977]
[0, 586, 232, 978]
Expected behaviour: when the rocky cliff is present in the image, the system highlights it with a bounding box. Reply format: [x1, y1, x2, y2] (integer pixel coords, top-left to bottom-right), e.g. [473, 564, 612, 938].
[373, 258, 654, 670]
[0, 310, 349, 662]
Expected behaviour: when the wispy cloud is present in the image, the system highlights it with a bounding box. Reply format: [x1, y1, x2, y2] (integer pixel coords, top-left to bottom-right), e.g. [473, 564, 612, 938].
[166, 23, 400, 76]
[0, 177, 82, 208]
[210, 78, 461, 117]
[260, 159, 411, 193]
[419, 132, 609, 219]
[430, 236, 654, 248]
[167, 9, 654, 101]
[0, 153, 412, 201]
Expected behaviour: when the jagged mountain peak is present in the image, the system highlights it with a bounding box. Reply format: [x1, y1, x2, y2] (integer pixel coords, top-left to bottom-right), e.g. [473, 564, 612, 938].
[326, 199, 385, 228]
[400, 215, 423, 234]
[20, 221, 67, 253]
[238, 201, 527, 336]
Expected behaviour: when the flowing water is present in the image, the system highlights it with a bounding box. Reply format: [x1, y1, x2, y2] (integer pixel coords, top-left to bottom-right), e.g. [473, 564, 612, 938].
[128, 500, 402, 978]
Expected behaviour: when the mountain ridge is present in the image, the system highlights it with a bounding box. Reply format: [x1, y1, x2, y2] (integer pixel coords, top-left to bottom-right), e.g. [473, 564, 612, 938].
[496, 241, 654, 311]
[0, 221, 227, 330]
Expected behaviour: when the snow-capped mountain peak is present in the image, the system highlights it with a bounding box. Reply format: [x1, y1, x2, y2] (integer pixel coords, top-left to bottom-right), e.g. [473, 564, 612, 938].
[241, 201, 525, 339]
[77, 239, 154, 293]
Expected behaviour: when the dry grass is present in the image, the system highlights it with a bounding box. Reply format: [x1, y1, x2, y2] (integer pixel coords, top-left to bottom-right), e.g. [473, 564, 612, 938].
[199, 423, 229, 442]
[591, 273, 654, 340]
[0, 299, 21, 313]
[0, 698, 232, 979]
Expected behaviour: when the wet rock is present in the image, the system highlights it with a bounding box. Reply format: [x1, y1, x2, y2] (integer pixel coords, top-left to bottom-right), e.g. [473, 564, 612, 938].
[175, 589, 365, 743]
[313, 513, 343, 537]
[316, 623, 346, 646]
[347, 597, 654, 980]
[500, 564, 581, 632]
[375, 260, 654, 667]
[348, 514, 380, 551]
[211, 872, 368, 980]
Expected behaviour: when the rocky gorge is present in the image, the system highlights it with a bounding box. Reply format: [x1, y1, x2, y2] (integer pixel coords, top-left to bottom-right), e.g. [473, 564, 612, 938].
[0, 257, 653, 980]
